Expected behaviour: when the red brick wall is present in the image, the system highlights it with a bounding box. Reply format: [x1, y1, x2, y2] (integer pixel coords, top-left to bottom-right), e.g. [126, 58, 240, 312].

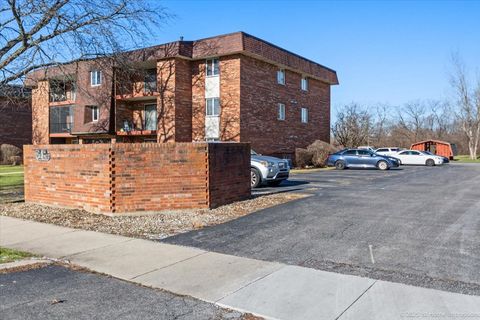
[112, 143, 209, 212]
[208, 143, 250, 208]
[156, 59, 176, 142]
[241, 34, 338, 85]
[240, 55, 330, 158]
[219, 56, 241, 141]
[69, 60, 114, 135]
[24, 142, 250, 214]
[31, 81, 49, 145]
[24, 144, 112, 212]
[173, 58, 193, 142]
[191, 60, 206, 141]
[0, 97, 32, 148]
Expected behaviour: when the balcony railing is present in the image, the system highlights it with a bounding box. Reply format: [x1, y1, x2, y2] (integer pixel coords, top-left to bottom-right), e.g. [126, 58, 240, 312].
[50, 121, 73, 134]
[49, 80, 76, 102]
[50, 105, 73, 134]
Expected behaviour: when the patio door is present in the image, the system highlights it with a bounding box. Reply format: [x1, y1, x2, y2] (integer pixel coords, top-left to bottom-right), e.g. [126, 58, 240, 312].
[144, 104, 157, 131]
[205, 98, 220, 140]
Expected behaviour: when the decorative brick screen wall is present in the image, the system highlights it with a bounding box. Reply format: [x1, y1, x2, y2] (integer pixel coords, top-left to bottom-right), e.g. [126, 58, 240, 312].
[24, 142, 250, 214]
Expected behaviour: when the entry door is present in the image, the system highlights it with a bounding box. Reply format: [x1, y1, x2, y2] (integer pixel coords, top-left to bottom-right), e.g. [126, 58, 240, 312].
[205, 98, 220, 140]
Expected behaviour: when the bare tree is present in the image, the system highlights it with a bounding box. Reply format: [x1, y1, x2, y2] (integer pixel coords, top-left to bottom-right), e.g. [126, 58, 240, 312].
[450, 55, 480, 159]
[0, 0, 168, 86]
[332, 104, 372, 147]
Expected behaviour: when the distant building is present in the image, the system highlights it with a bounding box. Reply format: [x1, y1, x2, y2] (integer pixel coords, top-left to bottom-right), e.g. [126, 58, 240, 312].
[0, 84, 32, 148]
[27, 32, 338, 159]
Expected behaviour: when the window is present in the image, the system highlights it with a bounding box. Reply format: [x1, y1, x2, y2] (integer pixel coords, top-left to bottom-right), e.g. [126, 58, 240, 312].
[301, 107, 308, 123]
[91, 106, 99, 122]
[144, 69, 157, 93]
[206, 59, 219, 76]
[144, 104, 157, 130]
[344, 150, 357, 155]
[377, 148, 388, 152]
[50, 105, 73, 133]
[206, 98, 220, 116]
[90, 70, 102, 86]
[357, 150, 371, 156]
[301, 76, 309, 91]
[277, 69, 285, 85]
[278, 103, 285, 120]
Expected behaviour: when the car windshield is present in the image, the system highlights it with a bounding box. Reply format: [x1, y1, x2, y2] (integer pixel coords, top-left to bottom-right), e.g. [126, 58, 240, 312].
[421, 151, 433, 155]
[251, 149, 258, 155]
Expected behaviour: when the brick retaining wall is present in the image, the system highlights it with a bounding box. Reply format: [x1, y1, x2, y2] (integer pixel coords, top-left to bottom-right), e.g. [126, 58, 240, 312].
[24, 142, 250, 214]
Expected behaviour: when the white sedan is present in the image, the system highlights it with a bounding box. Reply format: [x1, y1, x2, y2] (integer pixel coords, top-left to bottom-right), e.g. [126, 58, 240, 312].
[394, 150, 444, 166]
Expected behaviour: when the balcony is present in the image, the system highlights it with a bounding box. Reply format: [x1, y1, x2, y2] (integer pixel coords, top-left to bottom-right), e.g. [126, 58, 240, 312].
[115, 68, 158, 101]
[50, 105, 74, 135]
[49, 80, 76, 105]
[116, 103, 157, 136]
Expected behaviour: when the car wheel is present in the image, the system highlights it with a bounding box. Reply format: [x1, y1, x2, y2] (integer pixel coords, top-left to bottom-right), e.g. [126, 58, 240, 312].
[426, 159, 435, 166]
[335, 160, 346, 170]
[251, 168, 261, 188]
[377, 160, 389, 170]
[267, 180, 283, 187]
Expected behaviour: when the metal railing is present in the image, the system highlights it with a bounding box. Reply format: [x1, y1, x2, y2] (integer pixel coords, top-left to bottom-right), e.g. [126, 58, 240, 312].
[50, 121, 73, 133]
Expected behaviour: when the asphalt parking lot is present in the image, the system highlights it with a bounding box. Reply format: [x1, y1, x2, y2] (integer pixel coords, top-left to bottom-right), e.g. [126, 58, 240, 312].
[165, 163, 480, 295]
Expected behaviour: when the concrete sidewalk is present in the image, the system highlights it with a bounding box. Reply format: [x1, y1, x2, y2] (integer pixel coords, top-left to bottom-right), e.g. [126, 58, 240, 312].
[2, 215, 480, 320]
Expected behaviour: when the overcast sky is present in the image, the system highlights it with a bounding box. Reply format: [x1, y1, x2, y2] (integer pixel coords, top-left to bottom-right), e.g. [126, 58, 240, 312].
[146, 0, 480, 114]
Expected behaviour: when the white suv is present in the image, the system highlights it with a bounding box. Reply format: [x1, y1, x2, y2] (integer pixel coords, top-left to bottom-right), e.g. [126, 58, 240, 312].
[375, 147, 402, 156]
[250, 150, 290, 188]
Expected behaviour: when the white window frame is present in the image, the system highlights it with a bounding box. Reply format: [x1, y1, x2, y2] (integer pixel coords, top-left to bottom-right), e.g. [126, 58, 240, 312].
[278, 103, 285, 121]
[301, 76, 309, 91]
[206, 97, 220, 116]
[91, 106, 99, 122]
[90, 70, 102, 86]
[206, 58, 220, 77]
[277, 69, 285, 85]
[301, 107, 308, 123]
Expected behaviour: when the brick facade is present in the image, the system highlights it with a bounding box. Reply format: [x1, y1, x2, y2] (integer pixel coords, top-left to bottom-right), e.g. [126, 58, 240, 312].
[240, 55, 330, 157]
[28, 32, 338, 158]
[24, 142, 250, 213]
[31, 81, 49, 145]
[0, 96, 32, 148]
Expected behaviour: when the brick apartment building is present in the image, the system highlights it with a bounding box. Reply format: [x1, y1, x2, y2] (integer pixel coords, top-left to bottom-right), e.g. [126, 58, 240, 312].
[0, 84, 32, 149]
[28, 32, 338, 158]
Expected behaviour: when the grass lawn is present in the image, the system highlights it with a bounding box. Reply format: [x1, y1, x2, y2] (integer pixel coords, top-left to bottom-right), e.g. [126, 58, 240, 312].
[0, 165, 24, 174]
[0, 247, 33, 264]
[454, 155, 480, 163]
[0, 165, 24, 188]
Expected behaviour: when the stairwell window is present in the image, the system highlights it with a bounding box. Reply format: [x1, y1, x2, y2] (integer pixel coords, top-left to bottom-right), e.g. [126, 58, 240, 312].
[206, 98, 220, 116]
[206, 59, 219, 76]
[90, 70, 102, 86]
[91, 106, 99, 122]
[277, 69, 285, 85]
[301, 76, 309, 91]
[278, 103, 285, 121]
[301, 107, 308, 123]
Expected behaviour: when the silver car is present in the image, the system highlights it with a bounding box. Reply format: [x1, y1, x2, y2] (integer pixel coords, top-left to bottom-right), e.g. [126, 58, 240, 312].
[251, 150, 290, 188]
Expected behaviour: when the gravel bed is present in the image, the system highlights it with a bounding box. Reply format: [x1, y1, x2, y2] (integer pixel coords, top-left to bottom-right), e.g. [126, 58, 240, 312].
[0, 193, 306, 240]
